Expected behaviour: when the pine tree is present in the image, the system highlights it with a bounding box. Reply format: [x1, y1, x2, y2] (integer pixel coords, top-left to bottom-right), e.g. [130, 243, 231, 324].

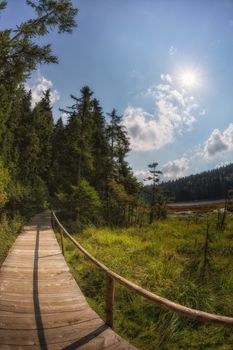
[15, 90, 40, 181]
[32, 89, 53, 180]
[50, 117, 67, 193]
[144, 162, 164, 223]
[0, 0, 78, 88]
[90, 98, 109, 192]
[106, 109, 130, 181]
[0, 86, 12, 158]
[0, 1, 78, 216]
[60, 86, 94, 185]
[0, 158, 9, 209]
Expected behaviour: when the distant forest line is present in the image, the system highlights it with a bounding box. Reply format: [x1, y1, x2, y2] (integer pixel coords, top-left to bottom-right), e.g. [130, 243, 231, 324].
[160, 163, 233, 202]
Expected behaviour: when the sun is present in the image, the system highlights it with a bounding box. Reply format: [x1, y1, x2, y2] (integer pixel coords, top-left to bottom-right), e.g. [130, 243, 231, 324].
[181, 71, 197, 87]
[179, 69, 200, 88]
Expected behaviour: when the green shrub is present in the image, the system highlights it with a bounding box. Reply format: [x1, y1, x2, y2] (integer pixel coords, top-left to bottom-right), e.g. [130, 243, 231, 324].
[57, 179, 102, 230]
[0, 213, 24, 266]
[31, 176, 50, 209]
[0, 158, 9, 209]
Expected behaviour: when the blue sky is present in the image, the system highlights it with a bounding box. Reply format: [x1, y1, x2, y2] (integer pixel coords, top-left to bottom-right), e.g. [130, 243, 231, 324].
[3, 0, 233, 180]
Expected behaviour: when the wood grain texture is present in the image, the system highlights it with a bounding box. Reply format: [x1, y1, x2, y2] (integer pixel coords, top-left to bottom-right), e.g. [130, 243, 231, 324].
[0, 212, 137, 350]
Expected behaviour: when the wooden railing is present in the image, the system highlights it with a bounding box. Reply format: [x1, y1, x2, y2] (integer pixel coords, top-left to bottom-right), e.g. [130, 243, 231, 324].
[51, 210, 233, 328]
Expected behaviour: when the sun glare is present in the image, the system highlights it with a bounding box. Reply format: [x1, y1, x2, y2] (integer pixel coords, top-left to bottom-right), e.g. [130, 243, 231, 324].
[178, 68, 201, 89]
[181, 71, 197, 87]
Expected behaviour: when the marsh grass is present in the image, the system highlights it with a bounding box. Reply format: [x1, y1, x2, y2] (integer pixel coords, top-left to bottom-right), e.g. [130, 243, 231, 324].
[57, 214, 233, 349]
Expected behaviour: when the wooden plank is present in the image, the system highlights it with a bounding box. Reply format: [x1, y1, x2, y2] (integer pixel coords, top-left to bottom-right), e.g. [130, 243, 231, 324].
[0, 295, 86, 307]
[0, 318, 105, 345]
[0, 308, 100, 330]
[0, 345, 40, 350]
[0, 301, 88, 314]
[0, 291, 84, 302]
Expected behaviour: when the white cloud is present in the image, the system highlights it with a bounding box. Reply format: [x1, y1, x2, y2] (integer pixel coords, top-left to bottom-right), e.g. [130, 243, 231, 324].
[133, 169, 148, 182]
[26, 73, 60, 108]
[123, 106, 171, 151]
[60, 111, 68, 125]
[204, 123, 233, 159]
[123, 73, 202, 151]
[134, 156, 190, 182]
[169, 45, 178, 56]
[162, 157, 190, 179]
[160, 73, 173, 84]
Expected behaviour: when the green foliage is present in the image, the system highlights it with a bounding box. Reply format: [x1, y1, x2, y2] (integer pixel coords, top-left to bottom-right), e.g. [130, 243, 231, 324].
[0, 0, 78, 86]
[0, 158, 9, 208]
[0, 1, 7, 11]
[71, 180, 102, 226]
[0, 3, 79, 249]
[57, 180, 102, 230]
[56, 87, 141, 227]
[89, 98, 109, 192]
[59, 86, 94, 185]
[0, 85, 12, 147]
[106, 108, 130, 181]
[106, 179, 133, 225]
[0, 213, 24, 266]
[0, 0, 78, 219]
[144, 162, 168, 222]
[153, 188, 169, 220]
[32, 90, 53, 180]
[7, 179, 30, 211]
[6, 176, 49, 215]
[31, 176, 50, 209]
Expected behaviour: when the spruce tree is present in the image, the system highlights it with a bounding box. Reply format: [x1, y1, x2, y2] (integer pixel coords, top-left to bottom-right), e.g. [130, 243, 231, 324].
[60, 86, 94, 185]
[50, 117, 67, 193]
[32, 89, 53, 180]
[90, 98, 109, 192]
[0, 0, 78, 88]
[0, 1, 78, 215]
[106, 109, 130, 181]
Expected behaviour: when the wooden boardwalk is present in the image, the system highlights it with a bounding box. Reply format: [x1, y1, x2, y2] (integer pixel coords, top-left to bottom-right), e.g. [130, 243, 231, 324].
[0, 212, 136, 350]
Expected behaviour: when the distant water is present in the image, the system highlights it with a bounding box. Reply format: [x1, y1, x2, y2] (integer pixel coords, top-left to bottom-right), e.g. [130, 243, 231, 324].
[169, 199, 225, 206]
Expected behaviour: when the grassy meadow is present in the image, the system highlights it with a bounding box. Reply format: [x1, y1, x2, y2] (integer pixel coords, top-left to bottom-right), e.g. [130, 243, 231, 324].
[57, 213, 233, 350]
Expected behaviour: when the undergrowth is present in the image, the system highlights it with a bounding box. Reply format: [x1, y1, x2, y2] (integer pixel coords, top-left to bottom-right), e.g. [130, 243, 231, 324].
[0, 213, 25, 267]
[57, 215, 233, 350]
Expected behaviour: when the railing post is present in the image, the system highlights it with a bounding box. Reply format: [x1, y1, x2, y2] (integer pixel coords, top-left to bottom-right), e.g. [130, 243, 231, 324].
[60, 229, 65, 256]
[105, 274, 115, 328]
[51, 211, 54, 230]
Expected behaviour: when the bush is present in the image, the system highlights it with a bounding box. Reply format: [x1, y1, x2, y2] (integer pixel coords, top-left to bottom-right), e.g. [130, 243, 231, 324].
[31, 176, 50, 209]
[0, 158, 9, 209]
[57, 179, 102, 230]
[7, 176, 49, 215]
[0, 213, 24, 266]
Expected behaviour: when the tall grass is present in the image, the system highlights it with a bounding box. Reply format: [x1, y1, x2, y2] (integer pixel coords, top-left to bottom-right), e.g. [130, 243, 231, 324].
[58, 214, 233, 349]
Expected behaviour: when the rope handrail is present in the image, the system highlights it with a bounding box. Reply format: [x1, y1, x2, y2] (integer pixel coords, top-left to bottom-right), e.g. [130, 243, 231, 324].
[51, 210, 233, 328]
